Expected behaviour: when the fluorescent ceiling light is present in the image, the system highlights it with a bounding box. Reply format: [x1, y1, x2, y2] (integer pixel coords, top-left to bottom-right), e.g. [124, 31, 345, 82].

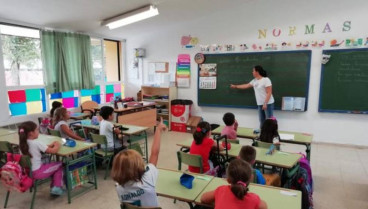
[102, 5, 159, 29]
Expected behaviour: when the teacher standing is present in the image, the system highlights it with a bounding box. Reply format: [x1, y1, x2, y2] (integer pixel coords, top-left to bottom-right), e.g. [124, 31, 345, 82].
[230, 65, 274, 128]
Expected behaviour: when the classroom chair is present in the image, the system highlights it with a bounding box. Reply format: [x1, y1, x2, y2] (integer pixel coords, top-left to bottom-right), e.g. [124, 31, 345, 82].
[4, 155, 51, 209]
[0, 141, 14, 166]
[177, 151, 203, 174]
[90, 133, 114, 180]
[47, 128, 61, 137]
[129, 143, 144, 156]
[120, 202, 161, 209]
[80, 101, 99, 119]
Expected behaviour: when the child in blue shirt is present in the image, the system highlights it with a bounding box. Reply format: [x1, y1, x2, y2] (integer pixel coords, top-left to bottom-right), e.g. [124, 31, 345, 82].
[238, 145, 265, 185]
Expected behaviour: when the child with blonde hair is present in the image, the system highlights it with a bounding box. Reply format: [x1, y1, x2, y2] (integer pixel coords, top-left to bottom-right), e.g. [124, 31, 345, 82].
[111, 118, 167, 207]
[53, 107, 85, 141]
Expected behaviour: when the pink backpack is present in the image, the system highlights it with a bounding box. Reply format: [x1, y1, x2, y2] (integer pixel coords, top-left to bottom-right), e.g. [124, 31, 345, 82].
[299, 153, 313, 192]
[0, 153, 33, 192]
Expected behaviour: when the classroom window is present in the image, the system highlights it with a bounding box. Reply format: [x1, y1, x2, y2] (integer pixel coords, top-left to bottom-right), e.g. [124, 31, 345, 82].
[91, 38, 104, 82]
[104, 39, 121, 82]
[0, 24, 43, 86]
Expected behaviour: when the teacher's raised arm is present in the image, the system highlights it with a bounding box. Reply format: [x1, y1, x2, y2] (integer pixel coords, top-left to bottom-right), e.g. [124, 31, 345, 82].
[230, 65, 275, 128]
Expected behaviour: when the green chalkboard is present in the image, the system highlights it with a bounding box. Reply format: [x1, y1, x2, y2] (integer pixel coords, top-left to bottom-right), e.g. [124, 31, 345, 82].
[319, 48, 368, 114]
[198, 51, 311, 110]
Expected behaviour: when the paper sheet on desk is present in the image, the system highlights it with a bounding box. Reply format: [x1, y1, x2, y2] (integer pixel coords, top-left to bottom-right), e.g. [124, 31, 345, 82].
[280, 133, 295, 140]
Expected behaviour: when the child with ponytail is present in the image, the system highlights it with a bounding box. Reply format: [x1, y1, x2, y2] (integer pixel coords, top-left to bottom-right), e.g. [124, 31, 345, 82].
[19, 121, 64, 195]
[201, 159, 267, 209]
[189, 121, 223, 174]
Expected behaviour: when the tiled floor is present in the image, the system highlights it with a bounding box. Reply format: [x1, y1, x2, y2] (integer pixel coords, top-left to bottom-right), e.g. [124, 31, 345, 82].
[1, 130, 368, 209]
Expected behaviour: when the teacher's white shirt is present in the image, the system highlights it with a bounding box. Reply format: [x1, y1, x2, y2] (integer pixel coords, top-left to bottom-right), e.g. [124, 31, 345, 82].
[250, 77, 275, 105]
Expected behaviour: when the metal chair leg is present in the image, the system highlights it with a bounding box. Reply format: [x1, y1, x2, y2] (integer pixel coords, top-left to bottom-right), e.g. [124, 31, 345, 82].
[4, 191, 10, 208]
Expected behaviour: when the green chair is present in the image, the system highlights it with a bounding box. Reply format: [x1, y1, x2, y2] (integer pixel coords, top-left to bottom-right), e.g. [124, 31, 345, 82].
[47, 128, 61, 137]
[129, 143, 143, 156]
[4, 155, 50, 209]
[120, 202, 161, 209]
[0, 141, 13, 167]
[177, 151, 204, 174]
[90, 133, 114, 180]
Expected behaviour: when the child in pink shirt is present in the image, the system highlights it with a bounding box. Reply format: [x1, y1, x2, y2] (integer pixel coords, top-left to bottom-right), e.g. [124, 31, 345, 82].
[221, 112, 238, 140]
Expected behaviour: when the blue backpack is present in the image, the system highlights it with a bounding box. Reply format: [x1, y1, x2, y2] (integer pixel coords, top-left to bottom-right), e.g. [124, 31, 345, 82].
[284, 167, 313, 209]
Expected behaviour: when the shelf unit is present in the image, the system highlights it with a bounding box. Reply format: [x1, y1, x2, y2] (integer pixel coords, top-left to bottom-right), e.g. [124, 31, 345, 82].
[141, 86, 177, 130]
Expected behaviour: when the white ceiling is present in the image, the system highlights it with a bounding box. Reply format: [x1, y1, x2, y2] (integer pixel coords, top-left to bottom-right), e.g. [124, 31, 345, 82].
[0, 0, 255, 40]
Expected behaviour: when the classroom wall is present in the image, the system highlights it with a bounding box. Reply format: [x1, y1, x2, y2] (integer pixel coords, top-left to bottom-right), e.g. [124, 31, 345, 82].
[124, 0, 368, 146]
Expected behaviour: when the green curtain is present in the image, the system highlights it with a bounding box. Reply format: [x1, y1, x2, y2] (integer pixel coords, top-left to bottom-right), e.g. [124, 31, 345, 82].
[41, 31, 95, 93]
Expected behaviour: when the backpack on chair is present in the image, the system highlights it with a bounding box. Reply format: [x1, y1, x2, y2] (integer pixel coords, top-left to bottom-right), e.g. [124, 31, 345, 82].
[0, 153, 33, 192]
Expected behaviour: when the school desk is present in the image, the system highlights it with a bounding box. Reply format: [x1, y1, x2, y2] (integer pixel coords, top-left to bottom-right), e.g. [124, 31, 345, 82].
[194, 177, 301, 209]
[212, 125, 313, 160]
[94, 102, 156, 127]
[69, 112, 90, 120]
[0, 128, 17, 137]
[177, 139, 301, 170]
[0, 134, 98, 204]
[156, 168, 213, 209]
[71, 120, 149, 161]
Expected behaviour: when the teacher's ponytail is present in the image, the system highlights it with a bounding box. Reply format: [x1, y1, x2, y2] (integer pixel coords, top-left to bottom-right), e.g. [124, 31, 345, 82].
[254, 65, 267, 77]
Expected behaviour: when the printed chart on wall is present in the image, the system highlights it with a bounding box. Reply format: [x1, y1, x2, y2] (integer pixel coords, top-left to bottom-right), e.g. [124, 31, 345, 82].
[176, 54, 191, 87]
[199, 63, 217, 89]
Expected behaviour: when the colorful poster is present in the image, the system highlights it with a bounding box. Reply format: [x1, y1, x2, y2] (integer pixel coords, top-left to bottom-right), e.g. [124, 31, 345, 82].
[176, 54, 191, 88]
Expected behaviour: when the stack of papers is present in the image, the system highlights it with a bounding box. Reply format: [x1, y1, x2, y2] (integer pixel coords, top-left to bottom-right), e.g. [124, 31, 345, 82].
[279, 133, 295, 140]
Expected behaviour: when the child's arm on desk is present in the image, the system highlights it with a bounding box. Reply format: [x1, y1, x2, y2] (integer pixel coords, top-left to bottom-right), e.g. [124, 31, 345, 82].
[200, 190, 215, 204]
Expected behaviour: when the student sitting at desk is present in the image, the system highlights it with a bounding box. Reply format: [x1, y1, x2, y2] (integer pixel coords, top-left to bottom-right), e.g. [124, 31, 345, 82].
[111, 118, 167, 207]
[201, 159, 268, 209]
[258, 117, 280, 146]
[221, 112, 238, 140]
[239, 145, 266, 185]
[189, 121, 223, 174]
[49, 101, 62, 128]
[53, 107, 85, 141]
[19, 121, 64, 195]
[99, 106, 125, 152]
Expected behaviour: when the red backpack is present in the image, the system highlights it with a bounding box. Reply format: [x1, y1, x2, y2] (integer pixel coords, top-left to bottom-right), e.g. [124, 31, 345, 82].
[0, 153, 33, 192]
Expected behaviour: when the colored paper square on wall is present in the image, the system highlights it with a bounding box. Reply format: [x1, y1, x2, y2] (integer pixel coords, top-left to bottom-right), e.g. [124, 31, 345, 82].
[74, 97, 78, 107]
[42, 99, 46, 112]
[50, 92, 62, 99]
[114, 84, 121, 93]
[91, 95, 101, 104]
[92, 85, 100, 95]
[40, 89, 46, 101]
[63, 98, 76, 108]
[81, 96, 92, 103]
[81, 89, 92, 97]
[62, 91, 74, 98]
[25, 89, 41, 102]
[114, 93, 121, 98]
[106, 93, 114, 102]
[106, 85, 114, 94]
[8, 90, 26, 103]
[9, 103, 27, 116]
[26, 101, 43, 114]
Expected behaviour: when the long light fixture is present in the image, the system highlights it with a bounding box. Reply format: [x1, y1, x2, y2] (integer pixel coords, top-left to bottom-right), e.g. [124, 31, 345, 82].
[102, 5, 159, 29]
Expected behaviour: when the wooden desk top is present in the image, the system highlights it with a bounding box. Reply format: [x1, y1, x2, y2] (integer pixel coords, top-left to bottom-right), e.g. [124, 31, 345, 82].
[177, 139, 301, 169]
[194, 177, 301, 209]
[212, 125, 313, 145]
[0, 128, 17, 137]
[156, 168, 213, 202]
[94, 102, 156, 113]
[0, 134, 97, 157]
[72, 120, 149, 135]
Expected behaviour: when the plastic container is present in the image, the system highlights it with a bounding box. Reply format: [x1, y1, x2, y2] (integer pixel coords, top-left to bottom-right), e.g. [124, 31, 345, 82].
[171, 99, 193, 132]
